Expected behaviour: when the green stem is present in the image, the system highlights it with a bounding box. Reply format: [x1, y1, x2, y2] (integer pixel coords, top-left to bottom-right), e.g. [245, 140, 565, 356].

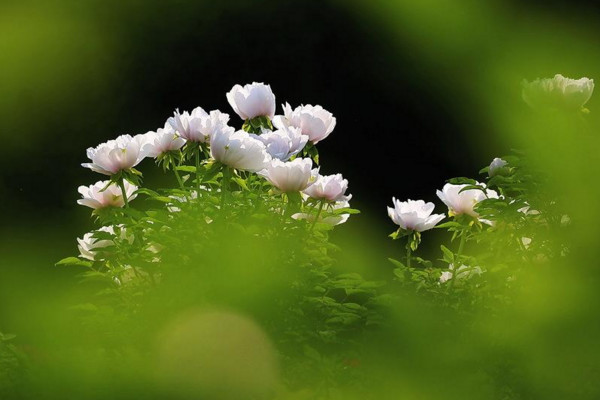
[450, 232, 468, 286]
[457, 232, 466, 258]
[195, 149, 201, 192]
[118, 178, 129, 208]
[174, 168, 184, 190]
[406, 244, 412, 268]
[310, 201, 325, 232]
[220, 167, 230, 210]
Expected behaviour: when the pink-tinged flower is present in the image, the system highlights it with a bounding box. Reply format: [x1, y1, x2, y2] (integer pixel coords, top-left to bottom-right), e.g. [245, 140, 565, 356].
[258, 158, 314, 193]
[387, 198, 444, 232]
[168, 107, 230, 143]
[226, 82, 276, 120]
[210, 126, 272, 172]
[273, 103, 336, 144]
[141, 123, 185, 158]
[77, 225, 132, 261]
[292, 199, 351, 226]
[436, 183, 498, 219]
[250, 126, 308, 161]
[82, 134, 147, 175]
[77, 180, 137, 209]
[303, 172, 351, 202]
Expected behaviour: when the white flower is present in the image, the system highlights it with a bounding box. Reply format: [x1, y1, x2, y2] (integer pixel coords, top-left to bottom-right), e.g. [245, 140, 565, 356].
[168, 107, 230, 143]
[167, 190, 199, 213]
[439, 271, 453, 284]
[250, 126, 308, 161]
[77, 180, 137, 209]
[522, 74, 594, 110]
[436, 183, 498, 219]
[488, 158, 508, 177]
[258, 158, 315, 193]
[77, 225, 132, 261]
[82, 134, 147, 175]
[226, 82, 276, 120]
[303, 172, 351, 202]
[439, 264, 483, 283]
[273, 103, 336, 144]
[210, 127, 272, 172]
[387, 198, 445, 232]
[292, 199, 351, 226]
[141, 123, 185, 158]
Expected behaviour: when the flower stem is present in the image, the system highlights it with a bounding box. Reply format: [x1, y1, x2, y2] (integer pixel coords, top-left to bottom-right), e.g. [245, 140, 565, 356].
[310, 201, 325, 232]
[174, 168, 184, 190]
[406, 244, 412, 268]
[118, 178, 129, 208]
[220, 167, 230, 211]
[450, 232, 467, 286]
[195, 149, 201, 192]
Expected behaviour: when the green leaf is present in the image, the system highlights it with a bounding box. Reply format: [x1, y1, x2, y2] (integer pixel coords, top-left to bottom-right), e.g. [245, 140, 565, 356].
[332, 207, 361, 215]
[388, 258, 406, 268]
[447, 177, 477, 185]
[232, 177, 249, 191]
[55, 257, 92, 268]
[175, 165, 197, 173]
[440, 245, 454, 263]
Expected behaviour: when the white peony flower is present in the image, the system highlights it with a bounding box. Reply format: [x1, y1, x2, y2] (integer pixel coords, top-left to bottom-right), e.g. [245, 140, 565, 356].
[141, 123, 185, 158]
[210, 126, 272, 172]
[439, 264, 483, 283]
[258, 158, 315, 193]
[387, 198, 445, 232]
[77, 180, 137, 209]
[488, 157, 508, 177]
[168, 107, 230, 143]
[292, 199, 351, 226]
[303, 172, 351, 202]
[77, 225, 132, 261]
[273, 103, 336, 144]
[226, 82, 276, 120]
[82, 134, 147, 175]
[436, 182, 498, 219]
[522, 74, 594, 110]
[250, 126, 308, 161]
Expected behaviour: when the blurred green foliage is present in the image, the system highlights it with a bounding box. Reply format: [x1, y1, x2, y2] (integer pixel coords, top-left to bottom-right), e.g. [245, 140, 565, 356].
[2, 0, 600, 399]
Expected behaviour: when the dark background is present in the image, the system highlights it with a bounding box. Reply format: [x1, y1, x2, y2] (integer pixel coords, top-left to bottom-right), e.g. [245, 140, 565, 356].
[1, 0, 599, 268]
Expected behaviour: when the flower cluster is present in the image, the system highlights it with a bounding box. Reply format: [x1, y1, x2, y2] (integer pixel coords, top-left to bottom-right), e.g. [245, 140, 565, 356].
[72, 81, 353, 263]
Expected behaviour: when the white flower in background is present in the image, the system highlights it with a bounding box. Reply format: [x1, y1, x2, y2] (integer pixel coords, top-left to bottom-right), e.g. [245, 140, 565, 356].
[387, 198, 445, 232]
[167, 190, 200, 213]
[439, 264, 483, 283]
[258, 158, 314, 192]
[82, 134, 147, 175]
[488, 157, 508, 177]
[141, 123, 185, 158]
[226, 82, 276, 120]
[517, 202, 540, 215]
[303, 172, 351, 202]
[77, 180, 137, 209]
[168, 107, 230, 143]
[292, 199, 351, 226]
[273, 103, 336, 144]
[522, 74, 594, 110]
[250, 126, 308, 161]
[436, 183, 498, 219]
[77, 225, 132, 261]
[210, 126, 272, 172]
